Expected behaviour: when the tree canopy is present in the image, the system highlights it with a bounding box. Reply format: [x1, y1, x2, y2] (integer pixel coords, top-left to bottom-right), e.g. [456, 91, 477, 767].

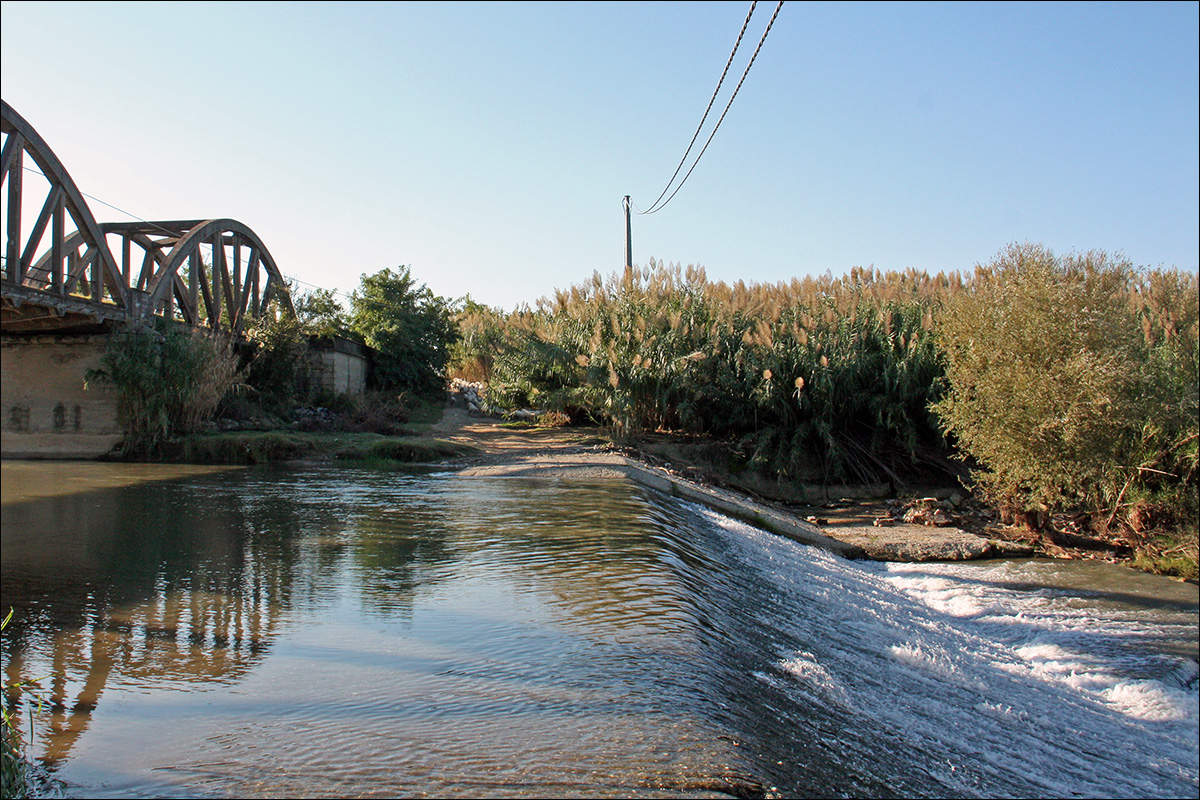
[349, 266, 457, 398]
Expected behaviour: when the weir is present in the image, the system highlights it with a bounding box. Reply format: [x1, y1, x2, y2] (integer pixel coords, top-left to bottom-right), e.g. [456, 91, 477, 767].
[2, 462, 1195, 798]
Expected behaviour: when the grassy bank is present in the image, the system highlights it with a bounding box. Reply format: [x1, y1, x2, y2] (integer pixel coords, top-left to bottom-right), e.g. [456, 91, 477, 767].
[163, 430, 480, 466]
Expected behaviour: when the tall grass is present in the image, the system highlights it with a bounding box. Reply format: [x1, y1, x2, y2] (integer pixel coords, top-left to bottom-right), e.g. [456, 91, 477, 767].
[2, 609, 48, 800]
[87, 320, 243, 456]
[471, 261, 955, 485]
[455, 248, 1197, 569]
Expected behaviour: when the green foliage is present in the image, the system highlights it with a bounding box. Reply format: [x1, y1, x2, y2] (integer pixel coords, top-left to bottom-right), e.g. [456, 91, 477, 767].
[933, 243, 1198, 530]
[1132, 538, 1199, 581]
[244, 308, 309, 414]
[478, 247, 1197, 539]
[486, 262, 955, 483]
[171, 431, 319, 464]
[294, 286, 350, 337]
[1122, 268, 1200, 531]
[170, 430, 477, 465]
[349, 266, 457, 398]
[87, 320, 242, 455]
[2, 609, 48, 800]
[334, 437, 479, 463]
[0, 714, 24, 798]
[448, 297, 508, 383]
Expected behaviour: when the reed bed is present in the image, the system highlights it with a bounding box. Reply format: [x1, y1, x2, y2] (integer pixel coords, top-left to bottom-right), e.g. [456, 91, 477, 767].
[466, 261, 956, 485]
[453, 246, 1197, 572]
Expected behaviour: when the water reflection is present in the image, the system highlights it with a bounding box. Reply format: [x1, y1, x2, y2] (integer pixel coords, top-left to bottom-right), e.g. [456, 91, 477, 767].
[1, 462, 1195, 799]
[2, 465, 752, 787]
[2, 468, 310, 766]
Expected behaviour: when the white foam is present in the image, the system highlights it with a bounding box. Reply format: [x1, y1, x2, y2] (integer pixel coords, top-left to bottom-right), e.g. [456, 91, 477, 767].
[1104, 679, 1195, 721]
[777, 649, 852, 709]
[888, 641, 964, 682]
[688, 503, 1200, 797]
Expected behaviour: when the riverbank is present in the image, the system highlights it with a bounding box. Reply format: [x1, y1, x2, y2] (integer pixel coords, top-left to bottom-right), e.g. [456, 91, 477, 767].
[426, 408, 1030, 563]
[422, 409, 1195, 577]
[96, 404, 1194, 573]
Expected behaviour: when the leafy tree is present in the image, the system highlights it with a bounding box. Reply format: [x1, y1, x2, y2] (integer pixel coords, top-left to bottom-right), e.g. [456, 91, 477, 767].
[244, 303, 308, 414]
[448, 296, 507, 383]
[932, 242, 1195, 522]
[294, 287, 350, 337]
[349, 266, 457, 397]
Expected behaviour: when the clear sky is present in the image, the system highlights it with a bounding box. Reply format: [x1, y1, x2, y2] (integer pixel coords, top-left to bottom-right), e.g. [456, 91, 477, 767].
[2, 1, 1197, 311]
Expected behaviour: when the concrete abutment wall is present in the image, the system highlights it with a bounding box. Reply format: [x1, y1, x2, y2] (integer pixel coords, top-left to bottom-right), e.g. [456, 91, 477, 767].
[2, 333, 372, 460]
[305, 336, 369, 397]
[1, 334, 123, 459]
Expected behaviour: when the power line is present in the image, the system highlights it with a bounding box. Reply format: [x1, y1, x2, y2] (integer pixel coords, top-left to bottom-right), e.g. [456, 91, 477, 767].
[640, 0, 759, 215]
[16, 165, 362, 309]
[16, 163, 422, 319]
[20, 164, 182, 239]
[639, 0, 784, 216]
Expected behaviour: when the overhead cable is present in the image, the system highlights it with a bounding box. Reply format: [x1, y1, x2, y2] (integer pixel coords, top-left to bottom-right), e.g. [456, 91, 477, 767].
[16, 165, 406, 315]
[18, 164, 363, 308]
[20, 164, 185, 239]
[639, 0, 784, 216]
[640, 0, 759, 215]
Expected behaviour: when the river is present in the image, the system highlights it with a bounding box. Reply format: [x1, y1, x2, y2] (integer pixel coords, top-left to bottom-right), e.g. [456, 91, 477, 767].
[1, 460, 1196, 798]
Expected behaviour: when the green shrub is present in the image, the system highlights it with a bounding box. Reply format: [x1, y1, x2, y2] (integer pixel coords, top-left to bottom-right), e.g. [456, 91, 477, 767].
[349, 266, 457, 398]
[172, 431, 318, 464]
[449, 297, 508, 383]
[294, 286, 350, 337]
[87, 320, 242, 455]
[334, 437, 478, 463]
[933, 243, 1198, 530]
[243, 310, 309, 414]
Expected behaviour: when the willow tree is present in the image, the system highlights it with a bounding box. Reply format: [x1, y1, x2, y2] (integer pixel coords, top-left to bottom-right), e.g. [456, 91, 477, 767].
[933, 242, 1197, 529]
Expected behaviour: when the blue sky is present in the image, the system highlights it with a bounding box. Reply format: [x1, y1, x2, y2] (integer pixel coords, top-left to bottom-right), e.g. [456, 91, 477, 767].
[2, 1, 1197, 310]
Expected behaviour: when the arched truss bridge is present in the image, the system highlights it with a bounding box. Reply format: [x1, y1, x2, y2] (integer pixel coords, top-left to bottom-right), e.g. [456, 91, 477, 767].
[1, 99, 293, 334]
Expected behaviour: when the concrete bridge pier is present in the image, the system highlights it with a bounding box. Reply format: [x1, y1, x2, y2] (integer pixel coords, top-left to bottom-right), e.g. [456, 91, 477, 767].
[1, 334, 123, 459]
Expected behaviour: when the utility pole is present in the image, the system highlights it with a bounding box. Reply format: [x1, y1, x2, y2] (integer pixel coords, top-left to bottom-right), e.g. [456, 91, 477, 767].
[623, 195, 632, 269]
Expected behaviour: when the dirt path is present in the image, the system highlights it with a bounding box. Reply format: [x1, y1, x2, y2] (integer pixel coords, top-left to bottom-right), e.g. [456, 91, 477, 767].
[427, 408, 1012, 562]
[428, 408, 601, 458]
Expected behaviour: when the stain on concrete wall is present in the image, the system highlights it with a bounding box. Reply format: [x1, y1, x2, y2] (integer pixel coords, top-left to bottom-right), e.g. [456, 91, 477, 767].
[1, 335, 123, 458]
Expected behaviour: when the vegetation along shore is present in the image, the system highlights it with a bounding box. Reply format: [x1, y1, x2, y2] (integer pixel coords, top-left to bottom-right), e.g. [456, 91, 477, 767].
[5, 241, 1196, 797]
[82, 242, 1198, 580]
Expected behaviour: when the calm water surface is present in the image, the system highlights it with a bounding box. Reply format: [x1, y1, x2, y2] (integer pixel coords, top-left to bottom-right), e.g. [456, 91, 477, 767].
[1, 461, 1197, 798]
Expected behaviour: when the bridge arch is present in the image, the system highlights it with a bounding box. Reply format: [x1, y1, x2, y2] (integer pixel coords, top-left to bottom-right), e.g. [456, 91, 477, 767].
[1, 99, 126, 322]
[1, 99, 292, 333]
[100, 218, 294, 335]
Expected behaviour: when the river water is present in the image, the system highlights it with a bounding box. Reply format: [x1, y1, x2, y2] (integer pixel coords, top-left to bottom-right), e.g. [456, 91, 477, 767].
[1, 461, 1196, 799]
